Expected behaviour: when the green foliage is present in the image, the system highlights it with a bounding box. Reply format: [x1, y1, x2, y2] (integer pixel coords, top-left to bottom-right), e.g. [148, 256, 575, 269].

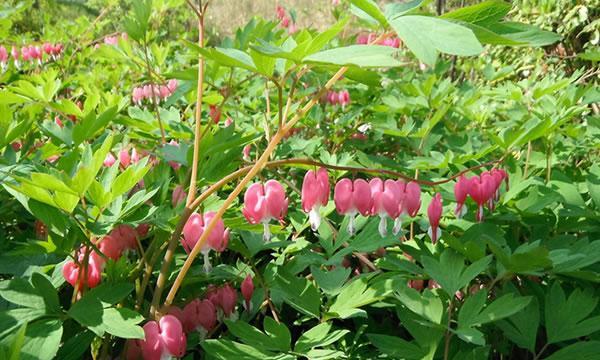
[0, 0, 597, 359]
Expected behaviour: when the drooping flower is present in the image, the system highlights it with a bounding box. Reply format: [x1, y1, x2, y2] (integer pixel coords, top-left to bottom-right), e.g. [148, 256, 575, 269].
[62, 246, 104, 289]
[402, 181, 421, 217]
[209, 105, 221, 124]
[126, 315, 187, 360]
[172, 185, 186, 207]
[241, 275, 254, 311]
[218, 283, 238, 318]
[468, 173, 496, 222]
[301, 168, 330, 231]
[453, 175, 470, 218]
[242, 180, 288, 241]
[119, 148, 131, 168]
[171, 299, 217, 335]
[334, 178, 372, 235]
[182, 211, 230, 272]
[427, 193, 443, 244]
[103, 153, 116, 167]
[370, 178, 403, 237]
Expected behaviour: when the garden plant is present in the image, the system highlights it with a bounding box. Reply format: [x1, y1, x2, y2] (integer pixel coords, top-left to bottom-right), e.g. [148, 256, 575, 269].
[0, 0, 599, 359]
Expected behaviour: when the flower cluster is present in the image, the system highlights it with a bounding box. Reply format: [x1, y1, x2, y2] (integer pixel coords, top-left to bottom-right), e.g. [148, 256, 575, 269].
[323, 90, 350, 108]
[241, 167, 508, 245]
[454, 169, 509, 221]
[132, 79, 178, 105]
[167, 280, 250, 339]
[0, 42, 63, 70]
[275, 5, 297, 34]
[62, 224, 147, 291]
[356, 33, 401, 48]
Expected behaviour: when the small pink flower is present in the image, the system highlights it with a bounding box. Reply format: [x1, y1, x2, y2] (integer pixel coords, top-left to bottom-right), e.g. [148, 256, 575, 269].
[370, 178, 403, 236]
[401, 181, 421, 217]
[181, 299, 217, 333]
[242, 144, 251, 161]
[427, 193, 442, 244]
[103, 153, 116, 167]
[453, 175, 470, 218]
[224, 117, 233, 127]
[119, 149, 131, 168]
[172, 185, 186, 207]
[338, 90, 350, 108]
[62, 246, 104, 289]
[209, 105, 221, 124]
[218, 283, 238, 318]
[182, 211, 230, 272]
[242, 180, 288, 241]
[301, 168, 330, 231]
[54, 116, 64, 128]
[334, 178, 372, 235]
[167, 79, 178, 93]
[241, 275, 254, 311]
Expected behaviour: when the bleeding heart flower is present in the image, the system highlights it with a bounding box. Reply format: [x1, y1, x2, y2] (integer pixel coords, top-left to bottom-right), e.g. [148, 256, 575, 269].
[427, 193, 443, 244]
[334, 178, 372, 235]
[127, 315, 187, 360]
[62, 246, 104, 289]
[301, 168, 330, 231]
[453, 175, 470, 218]
[172, 299, 217, 334]
[182, 212, 230, 272]
[242, 180, 288, 241]
[209, 105, 221, 124]
[401, 181, 421, 217]
[370, 178, 404, 237]
[241, 274, 254, 311]
[172, 185, 186, 207]
[103, 153, 116, 167]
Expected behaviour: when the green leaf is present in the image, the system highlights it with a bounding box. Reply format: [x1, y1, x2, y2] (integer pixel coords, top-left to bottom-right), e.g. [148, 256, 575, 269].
[544, 341, 600, 360]
[225, 318, 289, 352]
[545, 282, 600, 344]
[201, 339, 286, 360]
[497, 297, 539, 352]
[349, 0, 388, 27]
[109, 159, 150, 201]
[55, 330, 95, 360]
[20, 319, 63, 360]
[384, 0, 424, 20]
[0, 278, 47, 310]
[31, 273, 61, 315]
[395, 287, 444, 324]
[422, 250, 491, 296]
[390, 16, 483, 66]
[272, 268, 321, 319]
[368, 334, 426, 359]
[311, 265, 350, 295]
[328, 276, 384, 319]
[459, 291, 531, 328]
[303, 45, 403, 68]
[9, 323, 27, 360]
[263, 317, 291, 351]
[197, 47, 257, 72]
[295, 323, 349, 353]
[586, 165, 600, 208]
[441, 0, 511, 25]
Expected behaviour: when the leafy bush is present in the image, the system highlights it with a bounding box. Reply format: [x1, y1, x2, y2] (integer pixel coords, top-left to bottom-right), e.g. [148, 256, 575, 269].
[0, 0, 598, 359]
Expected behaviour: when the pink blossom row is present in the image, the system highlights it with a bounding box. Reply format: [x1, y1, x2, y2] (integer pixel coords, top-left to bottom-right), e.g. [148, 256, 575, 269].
[132, 79, 178, 105]
[323, 90, 350, 107]
[0, 43, 63, 69]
